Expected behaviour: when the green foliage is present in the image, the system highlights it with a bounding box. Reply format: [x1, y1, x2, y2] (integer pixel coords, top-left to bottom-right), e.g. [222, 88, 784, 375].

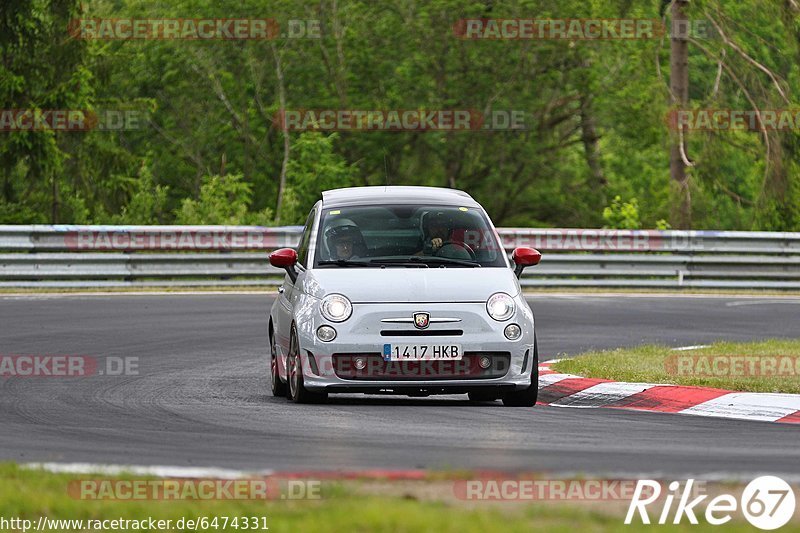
[0, 0, 92, 222]
[0, 0, 798, 231]
[0, 201, 47, 224]
[176, 174, 272, 225]
[655, 219, 672, 231]
[107, 162, 170, 224]
[280, 133, 355, 224]
[602, 196, 641, 229]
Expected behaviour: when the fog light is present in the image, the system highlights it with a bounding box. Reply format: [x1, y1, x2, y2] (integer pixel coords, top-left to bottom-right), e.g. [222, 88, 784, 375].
[478, 356, 492, 369]
[354, 357, 367, 371]
[504, 323, 522, 340]
[316, 325, 337, 342]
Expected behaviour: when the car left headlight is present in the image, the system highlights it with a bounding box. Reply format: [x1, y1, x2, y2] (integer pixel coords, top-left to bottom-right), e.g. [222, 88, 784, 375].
[486, 292, 515, 321]
[320, 293, 352, 322]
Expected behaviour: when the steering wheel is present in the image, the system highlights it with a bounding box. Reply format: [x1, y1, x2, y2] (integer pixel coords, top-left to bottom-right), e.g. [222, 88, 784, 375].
[434, 241, 477, 260]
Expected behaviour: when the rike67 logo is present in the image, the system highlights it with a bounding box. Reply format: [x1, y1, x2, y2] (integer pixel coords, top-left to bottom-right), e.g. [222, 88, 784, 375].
[626, 477, 796, 530]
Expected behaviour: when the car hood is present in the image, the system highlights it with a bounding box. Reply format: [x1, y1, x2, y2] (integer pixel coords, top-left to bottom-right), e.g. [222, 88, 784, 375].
[304, 268, 520, 303]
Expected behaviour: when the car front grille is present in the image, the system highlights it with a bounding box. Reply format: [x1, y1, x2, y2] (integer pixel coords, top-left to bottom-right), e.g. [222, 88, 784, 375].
[331, 352, 511, 380]
[379, 329, 463, 337]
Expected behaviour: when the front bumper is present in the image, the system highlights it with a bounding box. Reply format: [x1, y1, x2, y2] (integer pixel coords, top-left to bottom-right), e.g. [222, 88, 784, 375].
[294, 301, 535, 394]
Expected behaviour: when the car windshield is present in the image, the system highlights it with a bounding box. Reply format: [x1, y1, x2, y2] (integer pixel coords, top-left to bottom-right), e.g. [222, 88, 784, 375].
[313, 204, 507, 268]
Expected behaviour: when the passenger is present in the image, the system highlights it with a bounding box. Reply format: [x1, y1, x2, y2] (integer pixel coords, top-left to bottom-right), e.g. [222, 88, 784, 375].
[325, 219, 364, 260]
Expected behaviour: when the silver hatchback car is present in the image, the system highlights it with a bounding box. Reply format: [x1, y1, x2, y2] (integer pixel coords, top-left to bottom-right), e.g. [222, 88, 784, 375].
[268, 186, 542, 406]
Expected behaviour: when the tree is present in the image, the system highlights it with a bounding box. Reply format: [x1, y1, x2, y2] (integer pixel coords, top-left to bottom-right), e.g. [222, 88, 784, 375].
[0, 0, 92, 223]
[669, 0, 691, 228]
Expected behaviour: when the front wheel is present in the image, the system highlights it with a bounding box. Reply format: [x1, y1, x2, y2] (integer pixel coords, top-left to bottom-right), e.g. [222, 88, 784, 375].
[270, 332, 286, 397]
[501, 337, 539, 407]
[287, 326, 328, 404]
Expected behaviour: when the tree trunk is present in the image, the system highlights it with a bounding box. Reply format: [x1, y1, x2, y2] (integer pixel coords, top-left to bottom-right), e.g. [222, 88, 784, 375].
[51, 173, 58, 223]
[2, 162, 11, 203]
[670, 0, 691, 229]
[272, 42, 290, 222]
[579, 94, 606, 196]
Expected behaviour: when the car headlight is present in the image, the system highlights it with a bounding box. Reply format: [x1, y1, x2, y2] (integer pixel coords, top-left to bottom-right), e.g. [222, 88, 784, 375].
[320, 294, 352, 322]
[486, 292, 515, 321]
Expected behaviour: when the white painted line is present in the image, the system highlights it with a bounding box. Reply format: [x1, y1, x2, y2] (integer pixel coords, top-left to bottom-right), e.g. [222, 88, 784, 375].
[680, 393, 800, 423]
[547, 470, 800, 484]
[24, 462, 273, 479]
[551, 381, 657, 408]
[529, 293, 800, 300]
[672, 345, 710, 351]
[537, 373, 581, 387]
[1, 291, 271, 298]
[726, 299, 800, 307]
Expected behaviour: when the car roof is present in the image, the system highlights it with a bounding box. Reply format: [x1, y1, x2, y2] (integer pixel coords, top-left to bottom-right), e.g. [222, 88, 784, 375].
[321, 186, 480, 208]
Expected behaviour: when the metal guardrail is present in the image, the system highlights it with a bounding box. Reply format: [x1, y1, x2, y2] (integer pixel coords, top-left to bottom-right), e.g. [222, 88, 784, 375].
[1, 225, 799, 289]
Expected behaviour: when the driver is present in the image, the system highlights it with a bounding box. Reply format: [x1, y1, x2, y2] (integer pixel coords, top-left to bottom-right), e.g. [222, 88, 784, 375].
[417, 211, 453, 255]
[325, 219, 363, 260]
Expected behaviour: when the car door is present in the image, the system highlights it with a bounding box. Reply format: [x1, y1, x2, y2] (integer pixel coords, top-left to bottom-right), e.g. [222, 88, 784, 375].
[274, 207, 317, 373]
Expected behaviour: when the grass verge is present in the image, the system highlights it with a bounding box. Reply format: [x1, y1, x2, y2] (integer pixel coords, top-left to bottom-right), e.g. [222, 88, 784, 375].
[2, 464, 794, 532]
[551, 339, 800, 393]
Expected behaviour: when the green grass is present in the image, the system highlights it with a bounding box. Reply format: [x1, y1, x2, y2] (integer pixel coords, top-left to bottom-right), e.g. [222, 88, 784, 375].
[1, 464, 794, 532]
[552, 339, 800, 393]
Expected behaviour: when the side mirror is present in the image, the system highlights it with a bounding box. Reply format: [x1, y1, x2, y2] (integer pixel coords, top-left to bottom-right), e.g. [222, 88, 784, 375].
[511, 247, 542, 279]
[269, 248, 299, 282]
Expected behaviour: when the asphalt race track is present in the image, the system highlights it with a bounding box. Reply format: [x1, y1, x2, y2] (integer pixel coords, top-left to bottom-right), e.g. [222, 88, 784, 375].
[1, 293, 799, 478]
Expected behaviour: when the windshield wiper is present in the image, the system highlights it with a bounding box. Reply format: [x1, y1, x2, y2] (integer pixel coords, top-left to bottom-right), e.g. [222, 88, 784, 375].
[317, 259, 371, 268]
[414, 256, 481, 267]
[371, 256, 481, 268]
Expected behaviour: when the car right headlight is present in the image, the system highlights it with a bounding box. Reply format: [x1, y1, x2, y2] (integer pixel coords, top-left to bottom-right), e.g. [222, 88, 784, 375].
[320, 294, 352, 322]
[486, 292, 515, 321]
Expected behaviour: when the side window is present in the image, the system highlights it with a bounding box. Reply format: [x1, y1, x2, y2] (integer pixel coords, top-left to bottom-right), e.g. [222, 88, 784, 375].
[296, 209, 316, 267]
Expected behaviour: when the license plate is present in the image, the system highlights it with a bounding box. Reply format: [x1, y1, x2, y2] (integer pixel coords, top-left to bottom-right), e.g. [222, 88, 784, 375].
[383, 343, 463, 361]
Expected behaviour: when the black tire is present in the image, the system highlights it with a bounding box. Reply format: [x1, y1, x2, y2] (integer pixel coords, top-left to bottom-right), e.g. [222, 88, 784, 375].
[501, 336, 539, 407]
[287, 326, 328, 404]
[270, 329, 286, 397]
[468, 391, 497, 402]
